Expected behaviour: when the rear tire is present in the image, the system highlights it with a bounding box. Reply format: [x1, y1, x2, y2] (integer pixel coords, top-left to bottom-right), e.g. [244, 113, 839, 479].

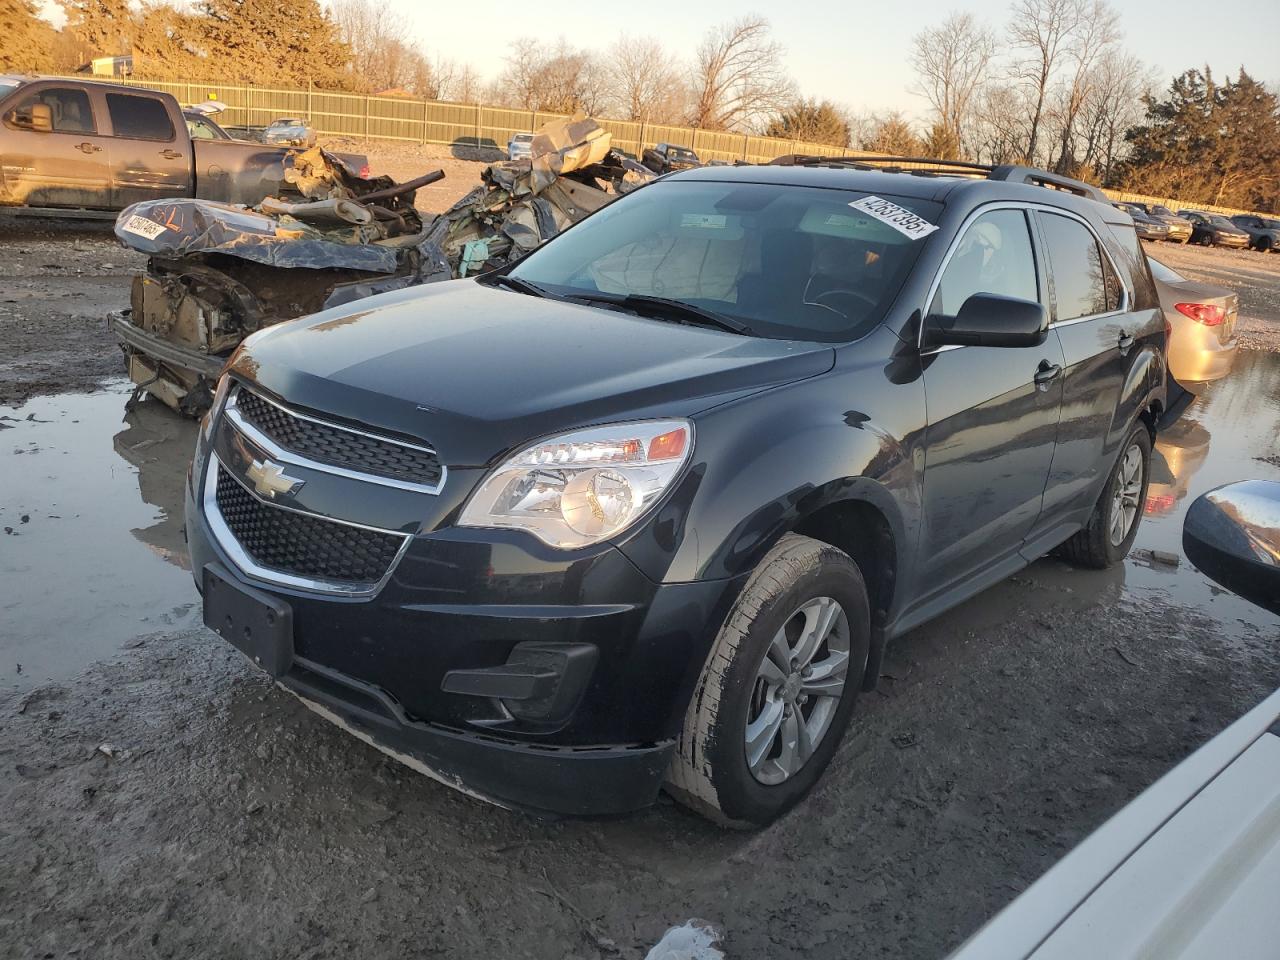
[1056, 422, 1152, 569]
[665, 534, 870, 828]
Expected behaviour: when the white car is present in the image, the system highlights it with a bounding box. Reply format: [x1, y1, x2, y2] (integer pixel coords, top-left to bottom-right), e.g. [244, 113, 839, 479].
[508, 132, 535, 161]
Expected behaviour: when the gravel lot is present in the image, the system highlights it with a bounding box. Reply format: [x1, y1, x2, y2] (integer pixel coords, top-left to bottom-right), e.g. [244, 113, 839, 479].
[1, 205, 1279, 959]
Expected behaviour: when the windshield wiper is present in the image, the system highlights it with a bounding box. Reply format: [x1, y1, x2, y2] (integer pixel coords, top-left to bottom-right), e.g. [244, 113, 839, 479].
[483, 274, 557, 299]
[566, 291, 754, 336]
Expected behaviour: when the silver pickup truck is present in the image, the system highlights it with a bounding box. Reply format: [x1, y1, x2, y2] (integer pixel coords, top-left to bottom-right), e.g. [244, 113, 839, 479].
[0, 76, 363, 216]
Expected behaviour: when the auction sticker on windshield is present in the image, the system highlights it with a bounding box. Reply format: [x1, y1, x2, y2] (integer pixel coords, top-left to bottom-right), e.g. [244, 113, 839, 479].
[847, 196, 939, 240]
[121, 215, 167, 241]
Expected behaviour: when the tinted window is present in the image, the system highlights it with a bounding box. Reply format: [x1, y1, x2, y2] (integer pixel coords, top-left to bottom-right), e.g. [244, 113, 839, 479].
[15, 88, 94, 133]
[509, 180, 943, 342]
[1040, 213, 1109, 321]
[106, 94, 174, 140]
[929, 209, 1038, 317]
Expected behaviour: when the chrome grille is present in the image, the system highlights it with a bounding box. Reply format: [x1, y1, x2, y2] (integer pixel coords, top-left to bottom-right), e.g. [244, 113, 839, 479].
[233, 388, 443, 488]
[213, 465, 405, 586]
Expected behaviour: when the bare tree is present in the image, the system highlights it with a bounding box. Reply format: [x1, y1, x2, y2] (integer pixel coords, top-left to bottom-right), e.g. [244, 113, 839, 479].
[1007, 0, 1084, 164]
[496, 37, 606, 113]
[330, 0, 412, 92]
[688, 15, 794, 131]
[969, 82, 1030, 164]
[1051, 0, 1120, 173]
[605, 34, 687, 123]
[1074, 50, 1152, 182]
[911, 12, 995, 157]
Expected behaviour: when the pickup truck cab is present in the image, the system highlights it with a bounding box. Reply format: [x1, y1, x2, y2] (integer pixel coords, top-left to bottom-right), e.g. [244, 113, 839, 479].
[187, 158, 1167, 826]
[0, 76, 323, 213]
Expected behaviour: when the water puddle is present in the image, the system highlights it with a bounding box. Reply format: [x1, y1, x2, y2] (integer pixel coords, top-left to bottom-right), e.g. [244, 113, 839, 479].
[1, 380, 201, 691]
[1127, 349, 1280, 639]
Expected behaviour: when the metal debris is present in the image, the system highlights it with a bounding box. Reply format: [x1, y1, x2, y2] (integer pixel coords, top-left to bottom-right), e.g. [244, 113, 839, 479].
[644, 920, 726, 960]
[109, 115, 649, 415]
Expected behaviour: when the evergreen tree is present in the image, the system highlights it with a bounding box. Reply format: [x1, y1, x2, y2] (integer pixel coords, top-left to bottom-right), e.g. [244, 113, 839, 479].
[198, 0, 351, 87]
[1120, 67, 1280, 211]
[765, 99, 851, 148]
[1, 0, 58, 71]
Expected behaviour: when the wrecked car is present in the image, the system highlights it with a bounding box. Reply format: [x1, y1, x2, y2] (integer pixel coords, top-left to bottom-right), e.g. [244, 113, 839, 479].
[111, 115, 652, 414]
[187, 158, 1166, 826]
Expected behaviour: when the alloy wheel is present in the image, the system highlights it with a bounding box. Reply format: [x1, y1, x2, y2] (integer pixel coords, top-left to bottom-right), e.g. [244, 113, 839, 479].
[744, 596, 851, 785]
[1110, 443, 1144, 546]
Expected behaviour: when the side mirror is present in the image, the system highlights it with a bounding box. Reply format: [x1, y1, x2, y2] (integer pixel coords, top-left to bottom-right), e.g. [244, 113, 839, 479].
[922, 294, 1047, 349]
[12, 102, 54, 132]
[1183, 480, 1280, 615]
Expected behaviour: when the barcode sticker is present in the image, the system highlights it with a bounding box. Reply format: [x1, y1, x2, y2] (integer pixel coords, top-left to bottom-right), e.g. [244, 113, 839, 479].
[847, 196, 939, 240]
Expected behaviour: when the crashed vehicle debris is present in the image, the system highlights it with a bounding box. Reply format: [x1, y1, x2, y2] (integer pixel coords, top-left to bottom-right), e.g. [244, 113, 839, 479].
[110, 115, 653, 415]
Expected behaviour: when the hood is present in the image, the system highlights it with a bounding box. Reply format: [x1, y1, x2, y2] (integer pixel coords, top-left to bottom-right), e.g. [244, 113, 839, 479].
[232, 279, 835, 467]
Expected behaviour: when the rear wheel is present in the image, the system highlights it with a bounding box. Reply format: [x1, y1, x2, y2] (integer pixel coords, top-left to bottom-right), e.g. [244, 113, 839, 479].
[666, 534, 870, 828]
[1056, 422, 1152, 569]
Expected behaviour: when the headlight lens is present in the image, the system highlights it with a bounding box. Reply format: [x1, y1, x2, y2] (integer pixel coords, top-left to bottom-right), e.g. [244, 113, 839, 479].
[458, 420, 693, 548]
[200, 373, 232, 441]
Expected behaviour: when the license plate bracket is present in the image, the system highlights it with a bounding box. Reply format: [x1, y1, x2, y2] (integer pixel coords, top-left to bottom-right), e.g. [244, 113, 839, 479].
[202, 563, 294, 678]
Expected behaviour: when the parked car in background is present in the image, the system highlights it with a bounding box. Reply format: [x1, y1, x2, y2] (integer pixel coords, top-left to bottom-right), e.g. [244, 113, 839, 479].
[1178, 210, 1251, 248]
[188, 158, 1166, 827]
[1113, 202, 1170, 241]
[508, 132, 534, 160]
[0, 76, 349, 213]
[1229, 213, 1280, 252]
[1131, 203, 1193, 243]
[1148, 256, 1237, 393]
[642, 142, 700, 174]
[262, 117, 317, 148]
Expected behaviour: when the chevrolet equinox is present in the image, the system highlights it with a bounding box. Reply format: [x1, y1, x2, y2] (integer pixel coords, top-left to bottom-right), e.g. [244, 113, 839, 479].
[185, 157, 1167, 826]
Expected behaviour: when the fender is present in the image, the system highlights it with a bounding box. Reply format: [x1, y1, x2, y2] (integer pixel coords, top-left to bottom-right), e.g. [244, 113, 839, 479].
[615, 334, 927, 612]
[1110, 335, 1166, 450]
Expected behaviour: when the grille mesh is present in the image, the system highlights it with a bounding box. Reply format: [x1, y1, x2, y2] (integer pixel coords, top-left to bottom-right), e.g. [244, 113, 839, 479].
[235, 389, 442, 486]
[215, 468, 404, 584]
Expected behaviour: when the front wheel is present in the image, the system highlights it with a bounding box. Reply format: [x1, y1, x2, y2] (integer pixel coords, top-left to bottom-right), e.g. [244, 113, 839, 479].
[1056, 422, 1152, 569]
[666, 534, 870, 827]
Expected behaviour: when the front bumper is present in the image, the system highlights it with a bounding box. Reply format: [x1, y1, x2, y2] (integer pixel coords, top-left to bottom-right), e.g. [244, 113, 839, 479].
[185, 452, 742, 816]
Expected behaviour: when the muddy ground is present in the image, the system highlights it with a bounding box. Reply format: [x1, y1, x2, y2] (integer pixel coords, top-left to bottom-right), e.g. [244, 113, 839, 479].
[1, 211, 1279, 960]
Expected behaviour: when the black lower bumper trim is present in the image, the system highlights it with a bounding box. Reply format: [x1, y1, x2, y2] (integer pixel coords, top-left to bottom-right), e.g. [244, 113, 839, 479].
[283, 657, 673, 818]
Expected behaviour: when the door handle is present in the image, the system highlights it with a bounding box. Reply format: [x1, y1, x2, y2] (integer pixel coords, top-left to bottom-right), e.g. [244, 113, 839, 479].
[160, 149, 182, 159]
[1118, 332, 1135, 354]
[1034, 360, 1062, 389]
[76, 142, 101, 154]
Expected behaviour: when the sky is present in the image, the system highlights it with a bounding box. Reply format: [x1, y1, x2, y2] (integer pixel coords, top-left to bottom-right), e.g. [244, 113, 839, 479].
[384, 0, 1280, 116]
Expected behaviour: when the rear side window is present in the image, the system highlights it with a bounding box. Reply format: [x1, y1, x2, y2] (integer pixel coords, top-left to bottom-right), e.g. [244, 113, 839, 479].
[106, 94, 174, 141]
[929, 209, 1039, 317]
[13, 88, 95, 133]
[1039, 213, 1110, 322]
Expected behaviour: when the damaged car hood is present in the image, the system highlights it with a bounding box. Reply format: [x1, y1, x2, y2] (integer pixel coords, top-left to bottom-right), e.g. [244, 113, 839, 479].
[230, 279, 836, 467]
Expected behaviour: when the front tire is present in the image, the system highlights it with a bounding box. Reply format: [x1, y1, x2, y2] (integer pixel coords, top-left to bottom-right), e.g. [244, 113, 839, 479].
[1057, 422, 1152, 569]
[666, 534, 870, 828]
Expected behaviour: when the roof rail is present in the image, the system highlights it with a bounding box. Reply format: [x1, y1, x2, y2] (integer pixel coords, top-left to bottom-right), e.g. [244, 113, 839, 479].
[768, 154, 1110, 204]
[988, 165, 1108, 203]
[769, 154, 993, 176]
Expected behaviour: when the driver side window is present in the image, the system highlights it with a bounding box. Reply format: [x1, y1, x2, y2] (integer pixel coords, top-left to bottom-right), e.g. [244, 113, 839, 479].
[929, 209, 1038, 317]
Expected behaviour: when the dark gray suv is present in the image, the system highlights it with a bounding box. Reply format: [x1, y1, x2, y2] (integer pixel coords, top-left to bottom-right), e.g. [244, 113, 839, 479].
[186, 156, 1167, 826]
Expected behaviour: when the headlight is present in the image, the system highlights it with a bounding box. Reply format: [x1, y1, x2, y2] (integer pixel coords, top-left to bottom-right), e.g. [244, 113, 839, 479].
[200, 373, 232, 441]
[458, 420, 693, 549]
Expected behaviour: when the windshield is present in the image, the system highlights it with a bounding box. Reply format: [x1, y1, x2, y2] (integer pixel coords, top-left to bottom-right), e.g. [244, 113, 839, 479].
[507, 180, 943, 342]
[1152, 205, 1175, 217]
[514, 134, 533, 143]
[1210, 216, 1237, 228]
[0, 79, 22, 99]
[1147, 258, 1185, 283]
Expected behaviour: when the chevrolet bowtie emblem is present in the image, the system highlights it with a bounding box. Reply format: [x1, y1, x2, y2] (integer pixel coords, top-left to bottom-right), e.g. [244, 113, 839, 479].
[246, 459, 303, 499]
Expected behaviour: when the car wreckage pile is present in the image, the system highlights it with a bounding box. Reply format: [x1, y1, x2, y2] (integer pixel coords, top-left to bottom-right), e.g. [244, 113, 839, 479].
[111, 115, 654, 414]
